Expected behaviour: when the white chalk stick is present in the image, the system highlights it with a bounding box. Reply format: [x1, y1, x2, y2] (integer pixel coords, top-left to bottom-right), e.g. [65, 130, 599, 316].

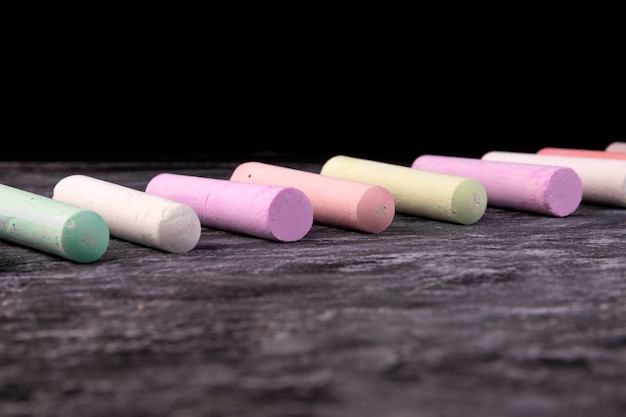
[53, 175, 201, 253]
[482, 151, 626, 208]
[606, 141, 626, 153]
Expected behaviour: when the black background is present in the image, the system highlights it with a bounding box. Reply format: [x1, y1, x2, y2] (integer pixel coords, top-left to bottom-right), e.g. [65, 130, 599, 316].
[5, 22, 624, 164]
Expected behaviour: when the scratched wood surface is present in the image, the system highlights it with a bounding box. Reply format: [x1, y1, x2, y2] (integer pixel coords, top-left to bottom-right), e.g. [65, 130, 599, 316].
[1, 161, 625, 417]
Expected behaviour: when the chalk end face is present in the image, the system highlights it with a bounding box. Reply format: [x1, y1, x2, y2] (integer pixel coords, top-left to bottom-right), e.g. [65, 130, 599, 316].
[156, 204, 202, 253]
[542, 168, 583, 217]
[450, 179, 488, 225]
[61, 210, 110, 263]
[356, 186, 395, 233]
[266, 187, 313, 242]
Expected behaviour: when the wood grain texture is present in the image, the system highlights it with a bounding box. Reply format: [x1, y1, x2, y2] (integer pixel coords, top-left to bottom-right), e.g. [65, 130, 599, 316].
[1, 162, 625, 417]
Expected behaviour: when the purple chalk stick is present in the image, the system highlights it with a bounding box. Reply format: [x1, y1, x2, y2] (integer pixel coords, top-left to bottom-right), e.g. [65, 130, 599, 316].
[145, 173, 313, 242]
[411, 155, 583, 217]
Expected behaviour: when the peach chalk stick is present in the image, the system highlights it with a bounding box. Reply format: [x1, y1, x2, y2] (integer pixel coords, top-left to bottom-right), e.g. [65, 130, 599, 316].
[230, 162, 395, 233]
[145, 173, 313, 242]
[321, 155, 487, 225]
[537, 147, 626, 161]
[411, 155, 582, 217]
[53, 175, 201, 253]
[482, 151, 626, 208]
[606, 142, 626, 153]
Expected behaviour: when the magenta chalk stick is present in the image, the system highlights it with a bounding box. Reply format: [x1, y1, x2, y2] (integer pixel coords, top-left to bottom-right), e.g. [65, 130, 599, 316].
[145, 173, 313, 242]
[482, 151, 626, 208]
[411, 155, 583, 217]
[230, 162, 395, 233]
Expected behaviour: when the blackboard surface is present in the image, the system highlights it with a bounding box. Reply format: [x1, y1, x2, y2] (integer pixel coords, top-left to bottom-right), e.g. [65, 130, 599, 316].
[1, 161, 625, 417]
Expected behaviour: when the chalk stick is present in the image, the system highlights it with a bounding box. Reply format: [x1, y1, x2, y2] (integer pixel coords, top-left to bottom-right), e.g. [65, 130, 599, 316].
[411, 155, 583, 217]
[0, 184, 109, 263]
[321, 155, 487, 225]
[606, 142, 626, 153]
[145, 173, 313, 242]
[537, 147, 626, 161]
[482, 151, 626, 208]
[53, 175, 201, 253]
[230, 162, 395, 233]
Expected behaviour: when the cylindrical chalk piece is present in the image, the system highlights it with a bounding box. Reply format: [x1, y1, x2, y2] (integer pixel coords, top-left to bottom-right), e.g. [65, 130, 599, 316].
[145, 173, 313, 242]
[411, 155, 583, 217]
[321, 155, 487, 225]
[482, 151, 626, 208]
[0, 184, 109, 263]
[230, 162, 395, 233]
[606, 142, 626, 153]
[537, 147, 626, 161]
[53, 175, 201, 253]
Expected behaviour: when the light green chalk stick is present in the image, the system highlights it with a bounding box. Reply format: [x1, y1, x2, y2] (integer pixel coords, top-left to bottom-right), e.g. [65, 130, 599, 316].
[321, 155, 488, 225]
[0, 184, 109, 263]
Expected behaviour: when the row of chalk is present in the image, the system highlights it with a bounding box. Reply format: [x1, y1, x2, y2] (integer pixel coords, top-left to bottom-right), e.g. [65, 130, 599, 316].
[1, 142, 624, 263]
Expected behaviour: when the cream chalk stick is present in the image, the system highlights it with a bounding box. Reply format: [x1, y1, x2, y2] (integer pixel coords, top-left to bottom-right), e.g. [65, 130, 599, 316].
[321, 155, 487, 225]
[537, 147, 626, 161]
[482, 151, 626, 208]
[606, 142, 626, 153]
[411, 155, 583, 217]
[53, 175, 201, 253]
[145, 173, 313, 242]
[230, 162, 395, 233]
[0, 183, 109, 263]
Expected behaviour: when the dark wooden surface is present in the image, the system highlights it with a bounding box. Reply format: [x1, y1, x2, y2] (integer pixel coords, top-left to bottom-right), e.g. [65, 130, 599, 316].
[1, 161, 625, 417]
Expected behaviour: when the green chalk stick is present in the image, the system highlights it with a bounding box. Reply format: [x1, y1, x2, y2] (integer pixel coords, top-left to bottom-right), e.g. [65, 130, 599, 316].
[0, 184, 109, 263]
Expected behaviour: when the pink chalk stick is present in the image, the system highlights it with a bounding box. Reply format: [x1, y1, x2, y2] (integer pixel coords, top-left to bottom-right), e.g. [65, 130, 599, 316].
[230, 162, 395, 233]
[606, 142, 626, 153]
[537, 147, 626, 161]
[411, 155, 583, 217]
[145, 173, 313, 242]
